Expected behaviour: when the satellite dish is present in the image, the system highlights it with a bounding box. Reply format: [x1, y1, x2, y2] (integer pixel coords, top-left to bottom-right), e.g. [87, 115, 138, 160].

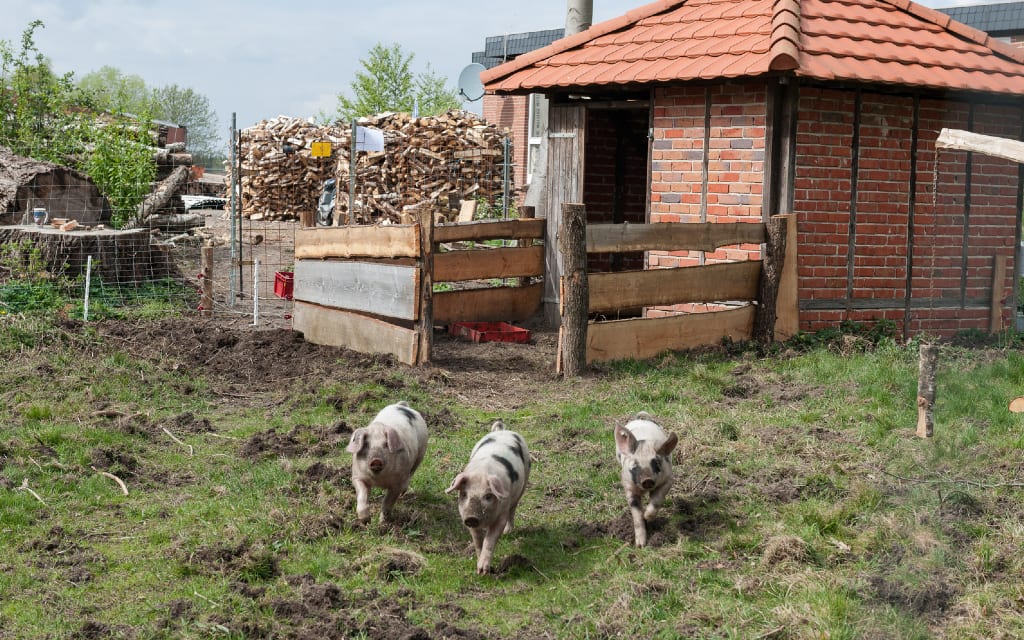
[458, 63, 486, 102]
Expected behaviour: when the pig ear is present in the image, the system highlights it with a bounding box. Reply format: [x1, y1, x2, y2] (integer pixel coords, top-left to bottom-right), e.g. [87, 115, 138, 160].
[385, 426, 403, 451]
[445, 473, 467, 494]
[615, 426, 638, 455]
[658, 432, 678, 456]
[488, 474, 509, 499]
[346, 428, 366, 454]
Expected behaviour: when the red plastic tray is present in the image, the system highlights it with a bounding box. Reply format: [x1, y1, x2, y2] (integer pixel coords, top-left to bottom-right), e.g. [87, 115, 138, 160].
[449, 321, 530, 343]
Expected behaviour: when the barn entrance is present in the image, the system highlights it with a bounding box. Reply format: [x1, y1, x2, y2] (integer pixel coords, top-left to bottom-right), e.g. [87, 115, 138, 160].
[583, 105, 650, 274]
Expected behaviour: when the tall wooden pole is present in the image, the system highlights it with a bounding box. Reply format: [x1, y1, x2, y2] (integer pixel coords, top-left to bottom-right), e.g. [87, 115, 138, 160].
[200, 245, 214, 317]
[916, 343, 938, 438]
[558, 203, 588, 376]
[417, 209, 434, 366]
[753, 215, 787, 345]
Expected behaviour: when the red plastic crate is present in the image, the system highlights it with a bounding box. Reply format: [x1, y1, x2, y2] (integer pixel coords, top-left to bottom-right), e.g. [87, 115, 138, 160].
[274, 271, 294, 300]
[449, 321, 530, 344]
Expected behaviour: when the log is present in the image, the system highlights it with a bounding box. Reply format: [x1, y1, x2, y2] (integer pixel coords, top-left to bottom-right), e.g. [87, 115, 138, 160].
[558, 203, 589, 377]
[936, 128, 1024, 165]
[137, 165, 191, 221]
[0, 224, 180, 284]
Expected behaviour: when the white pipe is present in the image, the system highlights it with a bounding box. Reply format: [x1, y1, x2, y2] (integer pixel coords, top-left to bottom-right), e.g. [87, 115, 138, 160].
[83, 255, 92, 321]
[252, 258, 260, 326]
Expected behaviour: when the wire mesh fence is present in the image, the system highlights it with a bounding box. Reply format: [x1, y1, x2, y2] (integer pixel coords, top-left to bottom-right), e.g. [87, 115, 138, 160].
[1, 111, 516, 328]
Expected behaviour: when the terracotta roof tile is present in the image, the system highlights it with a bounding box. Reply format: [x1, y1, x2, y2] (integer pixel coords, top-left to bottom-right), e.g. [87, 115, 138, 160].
[481, 0, 1024, 96]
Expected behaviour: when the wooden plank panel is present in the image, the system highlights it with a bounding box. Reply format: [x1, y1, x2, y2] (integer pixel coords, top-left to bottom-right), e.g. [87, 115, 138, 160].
[588, 261, 761, 313]
[295, 225, 420, 260]
[434, 245, 544, 282]
[544, 105, 586, 317]
[293, 301, 420, 365]
[587, 222, 767, 253]
[435, 218, 545, 243]
[293, 259, 420, 320]
[433, 283, 543, 323]
[587, 306, 755, 363]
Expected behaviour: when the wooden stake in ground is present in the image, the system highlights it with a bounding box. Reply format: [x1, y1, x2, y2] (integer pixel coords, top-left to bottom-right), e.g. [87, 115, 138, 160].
[916, 343, 938, 438]
[558, 202, 588, 377]
[1010, 397, 1024, 413]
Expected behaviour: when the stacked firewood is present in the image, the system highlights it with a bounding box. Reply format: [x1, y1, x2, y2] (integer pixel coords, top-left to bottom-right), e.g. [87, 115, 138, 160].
[227, 110, 509, 223]
[227, 116, 339, 221]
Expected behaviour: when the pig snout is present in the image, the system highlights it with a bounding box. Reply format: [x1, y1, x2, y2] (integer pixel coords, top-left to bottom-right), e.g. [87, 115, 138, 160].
[369, 457, 385, 473]
[462, 515, 480, 528]
[641, 477, 656, 490]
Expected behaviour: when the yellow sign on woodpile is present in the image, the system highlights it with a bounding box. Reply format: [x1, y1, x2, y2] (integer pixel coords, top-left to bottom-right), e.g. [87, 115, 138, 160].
[311, 141, 332, 157]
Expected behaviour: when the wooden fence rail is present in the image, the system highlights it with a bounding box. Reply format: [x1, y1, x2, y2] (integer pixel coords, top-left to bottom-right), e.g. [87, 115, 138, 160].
[558, 205, 797, 374]
[292, 212, 546, 365]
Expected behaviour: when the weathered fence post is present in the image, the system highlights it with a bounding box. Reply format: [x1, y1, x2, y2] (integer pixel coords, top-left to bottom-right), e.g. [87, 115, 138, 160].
[517, 205, 536, 288]
[201, 244, 214, 317]
[990, 254, 1008, 333]
[417, 209, 434, 366]
[916, 343, 938, 438]
[752, 215, 788, 344]
[558, 203, 588, 376]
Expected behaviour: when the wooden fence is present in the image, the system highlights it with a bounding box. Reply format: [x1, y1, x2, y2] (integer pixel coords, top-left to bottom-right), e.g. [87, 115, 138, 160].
[557, 206, 798, 374]
[292, 211, 546, 365]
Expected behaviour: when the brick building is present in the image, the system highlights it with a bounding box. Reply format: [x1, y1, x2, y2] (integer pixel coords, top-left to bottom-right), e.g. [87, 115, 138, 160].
[482, 0, 1024, 338]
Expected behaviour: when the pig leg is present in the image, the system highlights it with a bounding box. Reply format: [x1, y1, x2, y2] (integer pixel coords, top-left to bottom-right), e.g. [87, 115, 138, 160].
[380, 486, 402, 523]
[476, 515, 508, 575]
[626, 490, 647, 547]
[353, 478, 372, 524]
[469, 526, 485, 556]
[644, 479, 672, 522]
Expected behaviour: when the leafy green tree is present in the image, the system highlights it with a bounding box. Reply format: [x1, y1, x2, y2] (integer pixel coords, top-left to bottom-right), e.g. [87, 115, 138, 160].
[76, 69, 222, 166]
[78, 65, 150, 115]
[334, 42, 461, 121]
[0, 20, 85, 163]
[150, 83, 221, 162]
[1, 21, 156, 227]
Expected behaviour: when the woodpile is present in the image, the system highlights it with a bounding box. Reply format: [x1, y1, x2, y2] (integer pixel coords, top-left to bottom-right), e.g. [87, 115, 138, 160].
[227, 110, 510, 223]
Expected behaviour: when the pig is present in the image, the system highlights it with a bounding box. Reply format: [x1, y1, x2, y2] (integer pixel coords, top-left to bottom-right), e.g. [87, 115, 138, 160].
[345, 401, 428, 524]
[614, 411, 678, 548]
[446, 420, 530, 574]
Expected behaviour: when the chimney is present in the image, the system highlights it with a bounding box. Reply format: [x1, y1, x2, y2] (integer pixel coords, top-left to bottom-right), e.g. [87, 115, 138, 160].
[566, 0, 593, 36]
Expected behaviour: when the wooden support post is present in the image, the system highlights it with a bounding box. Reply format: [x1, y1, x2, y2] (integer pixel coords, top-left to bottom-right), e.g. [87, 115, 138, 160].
[990, 254, 1008, 333]
[200, 245, 214, 317]
[516, 205, 536, 288]
[299, 209, 314, 228]
[752, 215, 788, 345]
[417, 210, 434, 366]
[916, 343, 938, 438]
[774, 213, 799, 340]
[558, 203, 588, 376]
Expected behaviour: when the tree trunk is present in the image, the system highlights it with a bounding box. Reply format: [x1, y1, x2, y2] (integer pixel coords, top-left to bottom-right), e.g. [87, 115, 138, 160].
[0, 225, 180, 284]
[753, 215, 788, 345]
[558, 202, 588, 377]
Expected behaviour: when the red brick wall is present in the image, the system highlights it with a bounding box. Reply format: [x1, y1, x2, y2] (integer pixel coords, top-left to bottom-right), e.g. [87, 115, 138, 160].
[650, 83, 766, 271]
[482, 94, 528, 198]
[795, 88, 1022, 337]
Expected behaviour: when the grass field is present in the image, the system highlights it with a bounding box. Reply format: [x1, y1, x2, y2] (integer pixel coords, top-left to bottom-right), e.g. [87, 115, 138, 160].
[2, 312, 1024, 639]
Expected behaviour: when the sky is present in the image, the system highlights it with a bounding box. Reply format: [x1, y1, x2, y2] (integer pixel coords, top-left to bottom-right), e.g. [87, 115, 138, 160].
[3, 0, 982, 148]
